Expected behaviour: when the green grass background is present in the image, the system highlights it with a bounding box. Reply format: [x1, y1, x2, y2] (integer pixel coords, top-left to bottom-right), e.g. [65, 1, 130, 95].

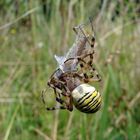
[0, 0, 140, 140]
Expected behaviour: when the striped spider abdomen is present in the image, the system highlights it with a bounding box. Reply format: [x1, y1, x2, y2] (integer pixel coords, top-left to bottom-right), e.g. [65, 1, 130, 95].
[72, 84, 101, 113]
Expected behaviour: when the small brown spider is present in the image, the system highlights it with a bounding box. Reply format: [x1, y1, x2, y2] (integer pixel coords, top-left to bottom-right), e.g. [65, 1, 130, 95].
[42, 19, 102, 113]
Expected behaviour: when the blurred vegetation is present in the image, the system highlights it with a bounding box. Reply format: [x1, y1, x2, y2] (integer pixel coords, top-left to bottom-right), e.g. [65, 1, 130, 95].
[0, 0, 140, 140]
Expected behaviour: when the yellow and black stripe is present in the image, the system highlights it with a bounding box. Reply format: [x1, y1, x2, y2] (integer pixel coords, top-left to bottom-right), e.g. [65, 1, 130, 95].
[74, 90, 101, 113]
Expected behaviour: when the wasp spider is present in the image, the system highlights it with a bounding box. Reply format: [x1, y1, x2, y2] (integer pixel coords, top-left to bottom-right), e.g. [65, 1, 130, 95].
[42, 18, 102, 113]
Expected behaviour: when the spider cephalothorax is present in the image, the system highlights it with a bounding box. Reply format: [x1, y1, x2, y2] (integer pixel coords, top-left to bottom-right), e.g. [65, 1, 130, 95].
[42, 19, 102, 113]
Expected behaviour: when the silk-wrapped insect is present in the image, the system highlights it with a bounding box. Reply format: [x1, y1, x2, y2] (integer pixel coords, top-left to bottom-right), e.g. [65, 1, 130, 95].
[42, 19, 102, 113]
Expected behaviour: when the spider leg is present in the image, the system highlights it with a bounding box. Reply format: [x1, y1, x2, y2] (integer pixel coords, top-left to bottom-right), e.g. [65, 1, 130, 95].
[46, 95, 73, 111]
[54, 87, 64, 104]
[42, 68, 64, 106]
[73, 27, 78, 34]
[48, 80, 65, 104]
[47, 77, 73, 111]
[44, 86, 68, 111]
[82, 58, 101, 82]
[41, 88, 64, 111]
[41, 88, 47, 105]
[46, 91, 73, 112]
[55, 87, 73, 111]
[42, 85, 63, 106]
[64, 56, 101, 83]
[55, 82, 73, 111]
[80, 52, 102, 82]
[46, 106, 66, 111]
[41, 76, 66, 111]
